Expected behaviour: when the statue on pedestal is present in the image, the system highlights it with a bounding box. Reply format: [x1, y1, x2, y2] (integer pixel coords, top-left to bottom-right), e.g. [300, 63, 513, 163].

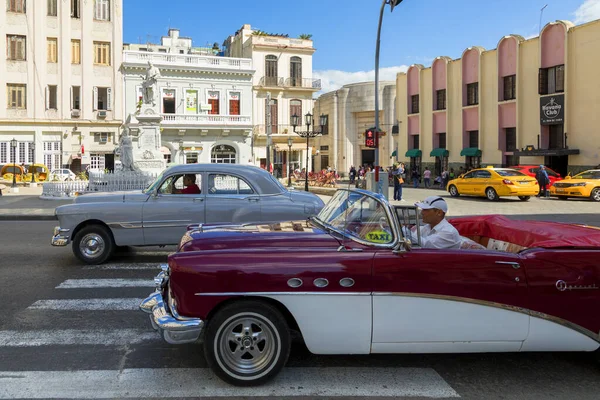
[119, 127, 135, 172]
[141, 61, 161, 107]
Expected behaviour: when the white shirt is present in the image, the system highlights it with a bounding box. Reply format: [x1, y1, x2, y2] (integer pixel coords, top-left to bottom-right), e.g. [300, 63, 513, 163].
[405, 218, 462, 249]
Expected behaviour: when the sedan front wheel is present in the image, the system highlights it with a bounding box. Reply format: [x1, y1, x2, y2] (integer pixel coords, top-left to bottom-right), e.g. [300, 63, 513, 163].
[448, 185, 460, 197]
[72, 225, 115, 265]
[590, 188, 600, 202]
[204, 301, 290, 386]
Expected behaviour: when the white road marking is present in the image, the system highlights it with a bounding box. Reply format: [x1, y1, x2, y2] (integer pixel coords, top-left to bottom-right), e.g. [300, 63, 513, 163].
[28, 298, 144, 311]
[0, 330, 159, 347]
[83, 263, 160, 270]
[56, 279, 154, 289]
[0, 367, 459, 398]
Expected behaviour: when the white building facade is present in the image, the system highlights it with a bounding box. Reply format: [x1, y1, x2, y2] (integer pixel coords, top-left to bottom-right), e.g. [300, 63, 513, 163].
[223, 25, 321, 178]
[0, 0, 123, 172]
[122, 29, 254, 165]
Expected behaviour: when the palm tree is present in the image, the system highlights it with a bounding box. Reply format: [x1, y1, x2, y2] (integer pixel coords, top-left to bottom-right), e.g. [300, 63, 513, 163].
[299, 34, 312, 40]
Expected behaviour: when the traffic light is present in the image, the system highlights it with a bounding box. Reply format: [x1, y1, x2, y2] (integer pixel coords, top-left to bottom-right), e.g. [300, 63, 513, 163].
[365, 127, 378, 148]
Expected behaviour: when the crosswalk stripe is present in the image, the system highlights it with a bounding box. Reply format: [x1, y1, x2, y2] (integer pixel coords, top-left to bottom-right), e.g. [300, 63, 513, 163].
[56, 279, 154, 289]
[0, 367, 459, 398]
[83, 263, 160, 270]
[28, 298, 144, 311]
[0, 329, 159, 347]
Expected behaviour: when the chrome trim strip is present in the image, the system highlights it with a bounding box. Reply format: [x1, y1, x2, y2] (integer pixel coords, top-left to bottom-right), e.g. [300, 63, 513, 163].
[194, 291, 370, 296]
[107, 222, 143, 229]
[373, 291, 600, 343]
[495, 261, 521, 269]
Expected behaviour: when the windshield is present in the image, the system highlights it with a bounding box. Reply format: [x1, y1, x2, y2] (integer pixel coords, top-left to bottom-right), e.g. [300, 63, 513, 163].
[573, 171, 600, 180]
[143, 171, 166, 193]
[315, 190, 394, 245]
[495, 169, 528, 177]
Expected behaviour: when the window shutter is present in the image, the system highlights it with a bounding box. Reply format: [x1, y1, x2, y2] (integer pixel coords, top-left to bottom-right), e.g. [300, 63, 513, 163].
[106, 87, 112, 111]
[45, 86, 49, 110]
[93, 87, 98, 111]
[538, 68, 548, 95]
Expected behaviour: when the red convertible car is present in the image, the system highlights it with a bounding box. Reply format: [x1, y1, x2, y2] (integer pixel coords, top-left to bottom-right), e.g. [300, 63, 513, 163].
[141, 189, 600, 386]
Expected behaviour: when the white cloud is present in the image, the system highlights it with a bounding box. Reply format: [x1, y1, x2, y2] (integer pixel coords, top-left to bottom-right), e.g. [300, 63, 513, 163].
[573, 0, 600, 24]
[314, 65, 409, 94]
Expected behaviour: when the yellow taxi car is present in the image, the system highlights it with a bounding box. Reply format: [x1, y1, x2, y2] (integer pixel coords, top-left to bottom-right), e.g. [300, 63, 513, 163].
[549, 169, 600, 201]
[447, 166, 539, 201]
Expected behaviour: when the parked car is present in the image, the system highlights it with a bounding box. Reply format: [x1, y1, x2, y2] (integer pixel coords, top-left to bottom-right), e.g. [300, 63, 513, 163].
[509, 165, 562, 186]
[26, 164, 50, 182]
[447, 166, 539, 201]
[549, 169, 600, 201]
[49, 168, 77, 181]
[51, 164, 325, 264]
[1, 163, 26, 182]
[140, 188, 600, 386]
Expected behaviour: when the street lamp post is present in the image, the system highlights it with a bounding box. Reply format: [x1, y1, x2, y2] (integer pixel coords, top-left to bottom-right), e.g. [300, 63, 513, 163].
[10, 138, 17, 189]
[291, 113, 328, 192]
[30, 141, 36, 183]
[374, 0, 403, 194]
[287, 137, 293, 187]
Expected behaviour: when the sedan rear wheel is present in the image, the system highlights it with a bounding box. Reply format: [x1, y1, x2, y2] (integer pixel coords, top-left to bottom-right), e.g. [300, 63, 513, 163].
[204, 301, 290, 386]
[590, 188, 600, 202]
[72, 225, 115, 265]
[486, 187, 499, 201]
[449, 185, 460, 197]
[518, 196, 530, 201]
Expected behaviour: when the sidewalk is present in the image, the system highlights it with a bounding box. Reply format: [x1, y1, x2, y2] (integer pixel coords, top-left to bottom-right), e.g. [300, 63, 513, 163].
[0, 184, 71, 220]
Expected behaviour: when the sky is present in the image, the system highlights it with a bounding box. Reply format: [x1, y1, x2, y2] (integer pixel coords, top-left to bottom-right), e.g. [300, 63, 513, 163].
[123, 0, 600, 94]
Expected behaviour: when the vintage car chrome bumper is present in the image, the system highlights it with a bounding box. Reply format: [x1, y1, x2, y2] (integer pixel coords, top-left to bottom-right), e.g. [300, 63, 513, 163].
[51, 226, 70, 246]
[140, 263, 204, 345]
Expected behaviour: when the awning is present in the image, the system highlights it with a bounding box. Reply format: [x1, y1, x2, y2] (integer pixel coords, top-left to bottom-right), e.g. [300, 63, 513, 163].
[390, 150, 397, 157]
[405, 149, 422, 158]
[430, 148, 449, 157]
[460, 147, 482, 157]
[513, 148, 580, 157]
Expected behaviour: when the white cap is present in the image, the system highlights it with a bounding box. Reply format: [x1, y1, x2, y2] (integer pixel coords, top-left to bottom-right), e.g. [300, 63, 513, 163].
[415, 196, 448, 213]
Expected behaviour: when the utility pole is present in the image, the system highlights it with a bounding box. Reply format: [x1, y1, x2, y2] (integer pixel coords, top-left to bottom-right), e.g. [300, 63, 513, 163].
[266, 92, 272, 172]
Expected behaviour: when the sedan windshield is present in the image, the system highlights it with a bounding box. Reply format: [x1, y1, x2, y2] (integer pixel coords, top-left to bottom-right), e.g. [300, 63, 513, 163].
[143, 171, 166, 193]
[573, 171, 600, 180]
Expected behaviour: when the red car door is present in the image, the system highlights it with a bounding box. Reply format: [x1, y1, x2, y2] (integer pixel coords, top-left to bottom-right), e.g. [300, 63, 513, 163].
[371, 248, 529, 353]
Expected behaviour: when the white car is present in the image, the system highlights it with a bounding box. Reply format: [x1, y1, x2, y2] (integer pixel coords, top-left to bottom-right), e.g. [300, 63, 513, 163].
[49, 169, 77, 181]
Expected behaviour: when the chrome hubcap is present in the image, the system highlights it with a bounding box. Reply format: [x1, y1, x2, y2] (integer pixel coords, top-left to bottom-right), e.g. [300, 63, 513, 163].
[487, 189, 495, 199]
[79, 233, 105, 259]
[217, 314, 278, 376]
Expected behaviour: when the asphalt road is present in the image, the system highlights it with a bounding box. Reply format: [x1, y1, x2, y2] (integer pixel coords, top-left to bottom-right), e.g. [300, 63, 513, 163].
[1, 218, 600, 399]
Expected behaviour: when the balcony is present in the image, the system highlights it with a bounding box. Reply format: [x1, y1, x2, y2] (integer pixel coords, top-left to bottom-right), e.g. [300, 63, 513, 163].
[161, 114, 252, 127]
[122, 51, 253, 72]
[254, 124, 301, 135]
[256, 77, 321, 90]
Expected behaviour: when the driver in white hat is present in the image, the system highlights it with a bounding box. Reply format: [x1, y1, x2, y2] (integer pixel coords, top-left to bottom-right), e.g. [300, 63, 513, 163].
[404, 196, 461, 249]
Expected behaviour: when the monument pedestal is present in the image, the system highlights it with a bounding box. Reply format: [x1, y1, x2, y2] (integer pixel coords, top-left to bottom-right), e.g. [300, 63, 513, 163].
[132, 106, 166, 174]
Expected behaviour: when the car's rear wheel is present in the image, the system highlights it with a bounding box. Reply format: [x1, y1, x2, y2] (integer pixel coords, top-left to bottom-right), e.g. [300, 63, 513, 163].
[448, 185, 460, 197]
[590, 188, 600, 202]
[486, 187, 499, 201]
[204, 301, 290, 386]
[518, 196, 530, 201]
[72, 225, 115, 265]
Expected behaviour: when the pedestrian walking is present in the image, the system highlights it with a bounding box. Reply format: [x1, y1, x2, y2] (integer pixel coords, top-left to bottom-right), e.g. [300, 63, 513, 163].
[349, 166, 356, 184]
[441, 168, 449, 189]
[411, 167, 420, 188]
[423, 167, 432, 188]
[536, 165, 550, 197]
[392, 163, 405, 201]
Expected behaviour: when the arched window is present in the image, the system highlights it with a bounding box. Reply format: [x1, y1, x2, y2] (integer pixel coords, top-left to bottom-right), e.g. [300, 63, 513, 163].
[290, 99, 302, 125]
[211, 144, 237, 164]
[265, 55, 278, 86]
[290, 56, 302, 87]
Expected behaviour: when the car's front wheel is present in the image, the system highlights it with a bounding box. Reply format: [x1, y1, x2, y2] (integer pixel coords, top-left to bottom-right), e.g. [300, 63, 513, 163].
[486, 187, 499, 201]
[590, 188, 600, 202]
[204, 301, 291, 386]
[448, 185, 460, 197]
[72, 225, 115, 265]
[518, 196, 530, 201]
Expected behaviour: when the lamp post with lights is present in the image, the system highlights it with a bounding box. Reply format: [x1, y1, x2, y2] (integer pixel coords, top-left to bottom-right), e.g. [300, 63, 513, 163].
[291, 113, 328, 192]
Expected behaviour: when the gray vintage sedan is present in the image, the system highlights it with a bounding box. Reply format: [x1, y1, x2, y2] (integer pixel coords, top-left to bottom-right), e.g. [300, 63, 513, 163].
[51, 164, 325, 264]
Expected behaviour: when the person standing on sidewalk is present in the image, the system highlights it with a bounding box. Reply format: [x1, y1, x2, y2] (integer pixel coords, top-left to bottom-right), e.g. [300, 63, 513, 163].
[411, 167, 420, 188]
[423, 167, 432, 188]
[392, 163, 405, 201]
[536, 165, 550, 197]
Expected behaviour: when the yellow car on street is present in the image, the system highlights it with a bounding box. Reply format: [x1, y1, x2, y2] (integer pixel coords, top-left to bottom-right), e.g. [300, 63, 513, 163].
[549, 169, 600, 201]
[447, 167, 539, 201]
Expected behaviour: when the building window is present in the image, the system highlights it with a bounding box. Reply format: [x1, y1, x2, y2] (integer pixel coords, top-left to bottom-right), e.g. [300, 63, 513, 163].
[93, 41, 110, 65]
[229, 92, 240, 115]
[549, 124, 564, 149]
[290, 56, 302, 87]
[93, 87, 111, 110]
[94, 0, 110, 21]
[7, 84, 26, 109]
[44, 141, 62, 170]
[505, 128, 516, 151]
[90, 153, 105, 170]
[71, 40, 81, 64]
[47, 0, 57, 16]
[94, 132, 110, 143]
[321, 114, 329, 135]
[289, 99, 302, 125]
[438, 132, 446, 148]
[47, 38, 58, 63]
[71, 86, 80, 110]
[162, 89, 176, 114]
[469, 130, 479, 148]
[265, 98, 278, 133]
[7, 0, 26, 13]
[538, 65, 564, 95]
[412, 135, 420, 149]
[71, 0, 80, 18]
[211, 145, 237, 164]
[436, 89, 446, 110]
[265, 55, 278, 86]
[7, 35, 26, 61]
[410, 94, 419, 114]
[503, 75, 516, 101]
[46, 85, 57, 110]
[208, 91, 219, 115]
[466, 82, 478, 106]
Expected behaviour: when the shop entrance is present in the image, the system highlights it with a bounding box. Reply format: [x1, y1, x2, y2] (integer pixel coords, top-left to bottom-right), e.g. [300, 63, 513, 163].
[545, 155, 569, 177]
[361, 149, 374, 167]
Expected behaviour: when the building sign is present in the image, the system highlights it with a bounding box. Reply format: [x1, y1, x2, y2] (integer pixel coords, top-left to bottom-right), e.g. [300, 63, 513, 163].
[186, 90, 198, 113]
[540, 94, 564, 125]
